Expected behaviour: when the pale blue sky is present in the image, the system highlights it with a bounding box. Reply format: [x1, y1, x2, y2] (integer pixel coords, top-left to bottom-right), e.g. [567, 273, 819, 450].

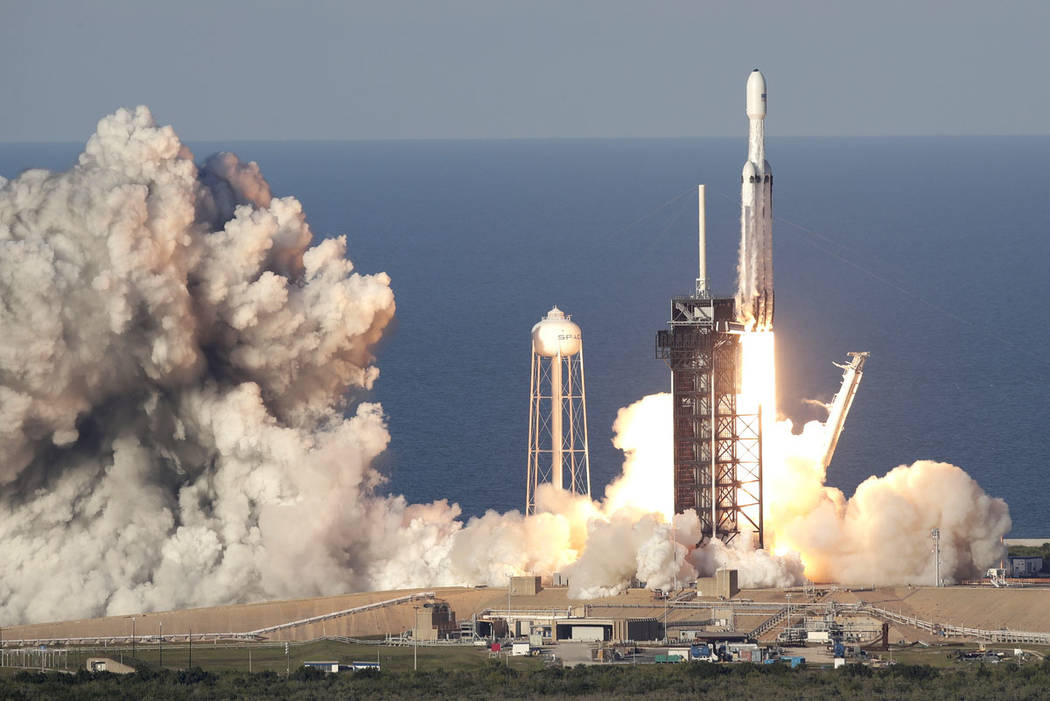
[2, 0, 1047, 141]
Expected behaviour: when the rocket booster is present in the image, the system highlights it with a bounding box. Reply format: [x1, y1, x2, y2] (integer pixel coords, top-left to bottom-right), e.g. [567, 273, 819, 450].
[737, 69, 774, 329]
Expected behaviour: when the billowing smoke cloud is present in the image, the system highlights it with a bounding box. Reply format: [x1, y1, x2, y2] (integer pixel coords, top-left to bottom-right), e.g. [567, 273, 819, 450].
[0, 107, 401, 623]
[763, 416, 1012, 585]
[605, 394, 1012, 589]
[0, 108, 1009, 625]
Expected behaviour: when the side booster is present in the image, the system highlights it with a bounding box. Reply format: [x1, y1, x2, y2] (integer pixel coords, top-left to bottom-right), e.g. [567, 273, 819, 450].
[738, 69, 774, 329]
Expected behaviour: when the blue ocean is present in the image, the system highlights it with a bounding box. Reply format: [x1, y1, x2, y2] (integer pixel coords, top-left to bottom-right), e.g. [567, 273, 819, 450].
[3, 137, 1047, 536]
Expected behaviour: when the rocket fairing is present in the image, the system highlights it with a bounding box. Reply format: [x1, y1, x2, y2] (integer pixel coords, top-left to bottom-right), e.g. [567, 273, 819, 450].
[737, 69, 774, 330]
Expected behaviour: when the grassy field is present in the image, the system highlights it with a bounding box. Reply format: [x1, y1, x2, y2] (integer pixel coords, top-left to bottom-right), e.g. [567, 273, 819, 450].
[4, 639, 1047, 678]
[878, 643, 1049, 668]
[5, 639, 546, 675]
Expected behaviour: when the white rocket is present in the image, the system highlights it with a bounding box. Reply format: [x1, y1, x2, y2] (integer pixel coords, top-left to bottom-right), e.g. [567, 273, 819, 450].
[737, 68, 774, 329]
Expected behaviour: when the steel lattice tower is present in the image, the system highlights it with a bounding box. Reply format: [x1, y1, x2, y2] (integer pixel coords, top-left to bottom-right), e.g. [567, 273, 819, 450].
[656, 296, 762, 546]
[527, 307, 591, 515]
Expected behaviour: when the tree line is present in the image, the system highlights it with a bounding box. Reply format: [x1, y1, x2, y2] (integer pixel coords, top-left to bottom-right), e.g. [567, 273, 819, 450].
[2, 656, 1050, 699]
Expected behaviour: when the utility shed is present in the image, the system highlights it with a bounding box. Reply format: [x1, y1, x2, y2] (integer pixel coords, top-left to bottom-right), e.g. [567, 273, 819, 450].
[697, 569, 739, 599]
[86, 658, 134, 674]
[510, 576, 542, 596]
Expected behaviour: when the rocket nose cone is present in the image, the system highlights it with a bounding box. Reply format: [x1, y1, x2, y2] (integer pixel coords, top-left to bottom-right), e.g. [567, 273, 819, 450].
[746, 69, 766, 118]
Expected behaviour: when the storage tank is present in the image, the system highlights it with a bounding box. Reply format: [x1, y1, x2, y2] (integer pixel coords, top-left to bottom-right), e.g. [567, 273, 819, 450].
[531, 307, 582, 357]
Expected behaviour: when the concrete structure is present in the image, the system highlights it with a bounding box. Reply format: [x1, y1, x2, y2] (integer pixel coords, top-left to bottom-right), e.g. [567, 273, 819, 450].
[412, 601, 457, 641]
[712, 607, 736, 628]
[527, 307, 591, 514]
[697, 569, 740, 599]
[510, 575, 542, 596]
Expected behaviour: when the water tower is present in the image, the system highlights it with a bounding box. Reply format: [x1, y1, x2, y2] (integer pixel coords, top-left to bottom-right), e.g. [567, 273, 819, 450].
[526, 307, 591, 514]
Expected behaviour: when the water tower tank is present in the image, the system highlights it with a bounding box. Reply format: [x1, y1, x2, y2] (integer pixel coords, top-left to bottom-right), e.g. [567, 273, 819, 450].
[531, 307, 582, 357]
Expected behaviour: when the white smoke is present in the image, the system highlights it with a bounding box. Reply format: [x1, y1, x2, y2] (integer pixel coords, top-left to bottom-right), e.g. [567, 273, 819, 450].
[611, 393, 1012, 588]
[765, 410, 1013, 585]
[431, 395, 807, 598]
[0, 107, 702, 624]
[0, 108, 1011, 625]
[0, 107, 401, 623]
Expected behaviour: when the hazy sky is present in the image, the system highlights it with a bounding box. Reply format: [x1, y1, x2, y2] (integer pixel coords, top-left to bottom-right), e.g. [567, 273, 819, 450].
[3, 0, 1048, 141]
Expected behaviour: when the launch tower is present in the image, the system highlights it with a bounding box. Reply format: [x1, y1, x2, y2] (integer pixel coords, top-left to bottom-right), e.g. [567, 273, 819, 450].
[656, 194, 763, 547]
[527, 307, 591, 514]
[656, 70, 772, 547]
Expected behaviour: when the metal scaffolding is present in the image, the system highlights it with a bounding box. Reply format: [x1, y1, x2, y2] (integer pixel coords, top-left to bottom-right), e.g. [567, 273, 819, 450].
[656, 296, 762, 547]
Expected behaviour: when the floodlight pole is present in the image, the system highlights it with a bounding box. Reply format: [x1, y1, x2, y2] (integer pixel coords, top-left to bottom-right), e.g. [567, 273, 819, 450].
[931, 529, 942, 587]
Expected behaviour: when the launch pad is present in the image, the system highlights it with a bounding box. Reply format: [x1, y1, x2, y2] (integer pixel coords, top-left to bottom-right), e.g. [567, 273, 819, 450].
[656, 296, 762, 547]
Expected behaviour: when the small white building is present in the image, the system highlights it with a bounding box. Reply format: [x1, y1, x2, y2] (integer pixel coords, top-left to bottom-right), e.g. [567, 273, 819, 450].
[1009, 556, 1043, 577]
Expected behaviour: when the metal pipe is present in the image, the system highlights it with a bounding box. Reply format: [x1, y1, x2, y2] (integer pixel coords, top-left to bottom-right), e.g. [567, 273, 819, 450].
[578, 347, 591, 499]
[526, 351, 537, 512]
[566, 348, 576, 493]
[551, 353, 563, 489]
[710, 352, 717, 539]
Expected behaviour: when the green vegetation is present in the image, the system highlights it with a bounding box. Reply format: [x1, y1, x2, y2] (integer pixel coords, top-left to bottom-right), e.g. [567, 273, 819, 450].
[885, 644, 1050, 668]
[1, 651, 1049, 699]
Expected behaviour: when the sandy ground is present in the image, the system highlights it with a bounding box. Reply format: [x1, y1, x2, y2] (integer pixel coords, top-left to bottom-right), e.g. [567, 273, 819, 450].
[4, 583, 1049, 644]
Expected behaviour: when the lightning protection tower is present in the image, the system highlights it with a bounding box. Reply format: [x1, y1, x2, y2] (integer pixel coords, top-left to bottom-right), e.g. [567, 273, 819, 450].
[527, 307, 591, 514]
